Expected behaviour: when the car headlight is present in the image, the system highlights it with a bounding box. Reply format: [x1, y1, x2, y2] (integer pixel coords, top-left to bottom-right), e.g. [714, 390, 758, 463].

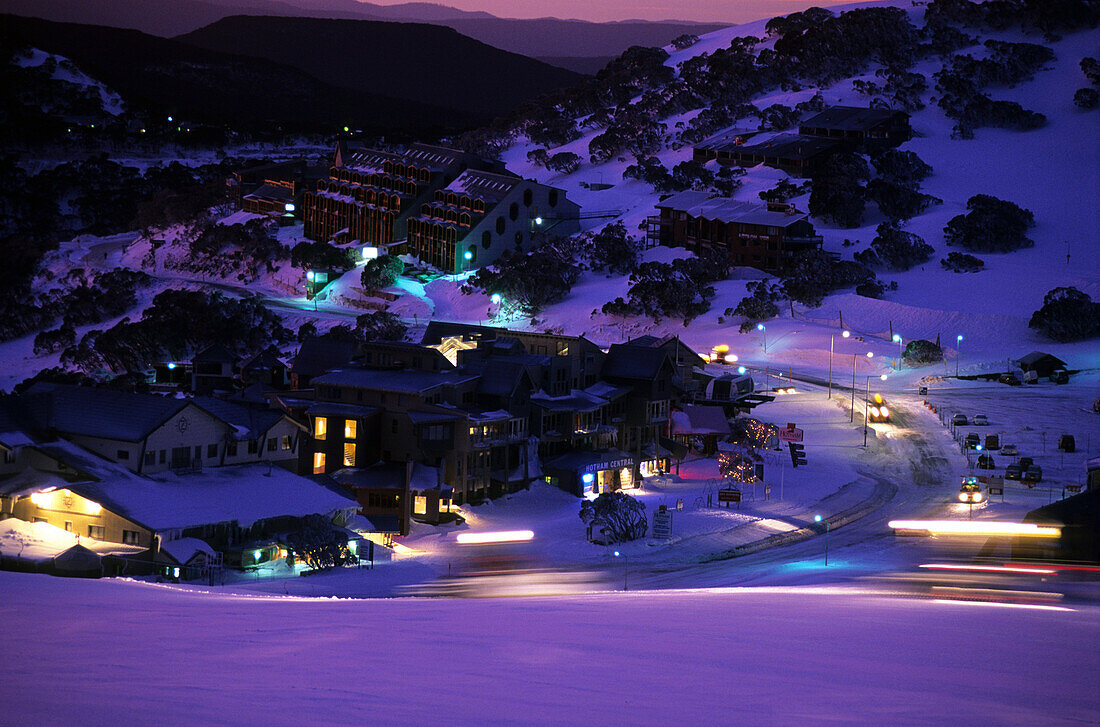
[870, 406, 880, 417]
[973, 492, 982, 502]
[959, 493, 968, 502]
[879, 406, 889, 418]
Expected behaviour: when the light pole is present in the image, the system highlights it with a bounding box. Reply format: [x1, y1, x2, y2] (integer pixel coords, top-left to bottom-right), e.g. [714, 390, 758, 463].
[892, 333, 903, 370]
[613, 549, 628, 590]
[814, 514, 829, 566]
[955, 334, 963, 377]
[828, 330, 851, 400]
[864, 373, 888, 447]
[851, 351, 873, 422]
[757, 323, 767, 353]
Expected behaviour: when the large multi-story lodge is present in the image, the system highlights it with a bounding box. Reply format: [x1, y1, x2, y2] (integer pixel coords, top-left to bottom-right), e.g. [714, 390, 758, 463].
[406, 169, 581, 273]
[649, 191, 823, 273]
[302, 144, 498, 246]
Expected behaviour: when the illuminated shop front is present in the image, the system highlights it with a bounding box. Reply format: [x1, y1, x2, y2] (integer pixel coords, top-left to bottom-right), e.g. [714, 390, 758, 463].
[543, 449, 638, 497]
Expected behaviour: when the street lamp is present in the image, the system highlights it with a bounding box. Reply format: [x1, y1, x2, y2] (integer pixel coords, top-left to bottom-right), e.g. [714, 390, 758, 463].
[892, 333, 903, 370]
[956, 334, 964, 377]
[828, 330, 851, 400]
[757, 323, 767, 353]
[864, 373, 888, 447]
[851, 351, 873, 422]
[613, 549, 628, 590]
[814, 514, 829, 566]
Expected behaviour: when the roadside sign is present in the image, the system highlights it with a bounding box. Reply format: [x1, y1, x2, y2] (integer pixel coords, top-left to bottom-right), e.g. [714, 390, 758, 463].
[653, 510, 672, 539]
[718, 488, 741, 504]
[987, 486, 1004, 496]
[778, 426, 804, 443]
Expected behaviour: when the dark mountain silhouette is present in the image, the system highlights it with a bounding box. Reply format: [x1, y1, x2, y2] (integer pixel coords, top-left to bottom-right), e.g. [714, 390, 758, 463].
[0, 0, 728, 60]
[0, 15, 490, 130]
[537, 56, 613, 75]
[175, 15, 584, 118]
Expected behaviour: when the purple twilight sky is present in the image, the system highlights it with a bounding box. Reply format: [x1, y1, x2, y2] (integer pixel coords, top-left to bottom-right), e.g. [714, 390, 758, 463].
[368, 0, 852, 23]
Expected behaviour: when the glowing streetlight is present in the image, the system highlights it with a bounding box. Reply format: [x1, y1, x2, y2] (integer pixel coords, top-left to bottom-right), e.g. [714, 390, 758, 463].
[463, 250, 473, 261]
[956, 334, 964, 377]
[534, 216, 543, 225]
[851, 351, 873, 422]
[757, 322, 767, 353]
[814, 514, 829, 566]
[828, 330, 851, 400]
[737, 366, 747, 375]
[490, 293, 502, 305]
[893, 333, 903, 370]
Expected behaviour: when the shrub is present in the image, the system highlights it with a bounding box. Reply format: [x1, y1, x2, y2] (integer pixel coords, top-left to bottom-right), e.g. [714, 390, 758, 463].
[355, 311, 407, 342]
[671, 34, 700, 50]
[855, 279, 886, 298]
[809, 152, 870, 228]
[33, 323, 75, 356]
[1074, 87, 1099, 109]
[291, 241, 356, 272]
[1028, 287, 1100, 342]
[732, 280, 781, 331]
[944, 194, 1034, 252]
[360, 255, 404, 291]
[902, 339, 944, 365]
[871, 149, 932, 185]
[465, 242, 580, 315]
[759, 179, 810, 203]
[780, 249, 876, 307]
[940, 251, 985, 272]
[855, 223, 934, 271]
[579, 492, 647, 543]
[587, 222, 642, 274]
[866, 179, 942, 220]
[546, 151, 581, 174]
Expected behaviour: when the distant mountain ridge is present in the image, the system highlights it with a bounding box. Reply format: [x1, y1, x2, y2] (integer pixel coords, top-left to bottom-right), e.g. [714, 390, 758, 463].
[0, 14, 576, 130]
[175, 15, 583, 119]
[0, 0, 728, 61]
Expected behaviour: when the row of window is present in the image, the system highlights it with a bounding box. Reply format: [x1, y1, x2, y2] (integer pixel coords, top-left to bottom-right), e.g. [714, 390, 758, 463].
[315, 417, 356, 440]
[130, 436, 293, 467]
[312, 442, 357, 474]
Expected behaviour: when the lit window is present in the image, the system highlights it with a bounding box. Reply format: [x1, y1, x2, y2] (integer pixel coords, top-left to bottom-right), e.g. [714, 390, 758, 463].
[281, 435, 292, 450]
[414, 496, 427, 515]
[315, 417, 328, 440]
[343, 443, 356, 467]
[313, 452, 326, 474]
[87, 525, 105, 540]
[122, 530, 141, 545]
[344, 419, 357, 439]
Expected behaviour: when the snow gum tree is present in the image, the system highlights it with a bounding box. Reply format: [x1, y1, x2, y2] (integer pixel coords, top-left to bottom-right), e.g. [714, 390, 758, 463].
[579, 492, 647, 543]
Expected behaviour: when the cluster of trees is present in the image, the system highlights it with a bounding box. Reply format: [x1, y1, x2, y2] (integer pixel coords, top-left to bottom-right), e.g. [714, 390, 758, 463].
[940, 251, 985, 272]
[729, 280, 782, 331]
[944, 194, 1035, 252]
[923, 0, 1098, 38]
[290, 241, 356, 273]
[1075, 57, 1100, 109]
[359, 255, 405, 292]
[602, 250, 729, 325]
[855, 223, 934, 272]
[934, 40, 1053, 137]
[811, 148, 939, 229]
[525, 148, 582, 175]
[464, 236, 582, 315]
[58, 289, 291, 374]
[585, 222, 643, 275]
[180, 219, 288, 280]
[31, 268, 150, 355]
[778, 249, 878, 307]
[622, 156, 742, 195]
[305, 311, 407, 344]
[1028, 287, 1100, 342]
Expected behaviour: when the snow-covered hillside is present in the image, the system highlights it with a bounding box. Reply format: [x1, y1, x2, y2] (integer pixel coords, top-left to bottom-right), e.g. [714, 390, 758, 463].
[486, 1, 1099, 380]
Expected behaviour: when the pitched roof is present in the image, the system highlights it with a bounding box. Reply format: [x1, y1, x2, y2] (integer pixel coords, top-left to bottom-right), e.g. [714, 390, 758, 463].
[601, 345, 673, 381]
[656, 191, 810, 227]
[290, 338, 358, 378]
[421, 320, 503, 345]
[1015, 351, 1066, 367]
[241, 346, 286, 372]
[21, 383, 191, 442]
[670, 405, 731, 436]
[311, 368, 477, 394]
[191, 397, 298, 440]
[800, 105, 907, 131]
[193, 344, 238, 364]
[722, 133, 838, 159]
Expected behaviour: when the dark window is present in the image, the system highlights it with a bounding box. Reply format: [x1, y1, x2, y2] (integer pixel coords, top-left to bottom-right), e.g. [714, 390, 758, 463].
[144, 452, 155, 467]
[515, 231, 523, 248]
[509, 202, 519, 221]
[356, 390, 364, 402]
[116, 449, 129, 460]
[159, 449, 166, 464]
[523, 189, 533, 207]
[207, 444, 217, 458]
[549, 189, 559, 207]
[194, 446, 201, 459]
[122, 530, 141, 545]
[392, 420, 399, 434]
[227, 441, 238, 457]
[482, 230, 491, 249]
[248, 440, 259, 454]
[496, 217, 505, 235]
[267, 438, 277, 452]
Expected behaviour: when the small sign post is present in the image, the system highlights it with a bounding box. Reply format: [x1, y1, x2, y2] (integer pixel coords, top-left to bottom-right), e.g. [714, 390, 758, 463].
[718, 488, 741, 509]
[653, 507, 672, 539]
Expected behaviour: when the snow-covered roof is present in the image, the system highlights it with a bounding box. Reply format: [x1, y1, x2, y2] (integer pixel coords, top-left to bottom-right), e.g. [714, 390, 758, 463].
[446, 169, 521, 200]
[657, 191, 809, 227]
[21, 383, 190, 442]
[671, 406, 731, 436]
[799, 105, 907, 131]
[160, 537, 216, 564]
[312, 368, 477, 394]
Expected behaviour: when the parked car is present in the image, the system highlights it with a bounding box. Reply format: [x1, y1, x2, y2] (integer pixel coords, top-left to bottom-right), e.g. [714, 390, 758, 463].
[959, 478, 983, 504]
[1001, 443, 1018, 457]
[998, 373, 1022, 386]
[984, 434, 1000, 450]
[952, 413, 968, 426]
[973, 414, 989, 426]
[1023, 467, 1043, 484]
[964, 433, 981, 449]
[1019, 456, 1034, 470]
[1058, 435, 1075, 453]
[1005, 463, 1023, 480]
[976, 453, 996, 469]
[1051, 371, 1069, 384]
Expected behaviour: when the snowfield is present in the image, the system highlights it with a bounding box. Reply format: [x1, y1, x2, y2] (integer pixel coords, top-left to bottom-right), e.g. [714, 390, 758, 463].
[0, 571, 1097, 726]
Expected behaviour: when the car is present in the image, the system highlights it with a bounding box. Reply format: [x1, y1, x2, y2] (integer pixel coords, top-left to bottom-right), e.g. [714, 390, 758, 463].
[1001, 444, 1018, 457]
[964, 433, 980, 449]
[868, 393, 891, 422]
[1051, 371, 1069, 384]
[977, 454, 996, 469]
[984, 434, 1000, 450]
[1005, 464, 1023, 480]
[1018, 456, 1034, 470]
[959, 478, 984, 504]
[998, 373, 1022, 386]
[973, 414, 989, 426]
[952, 414, 968, 426]
[1023, 467, 1043, 484]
